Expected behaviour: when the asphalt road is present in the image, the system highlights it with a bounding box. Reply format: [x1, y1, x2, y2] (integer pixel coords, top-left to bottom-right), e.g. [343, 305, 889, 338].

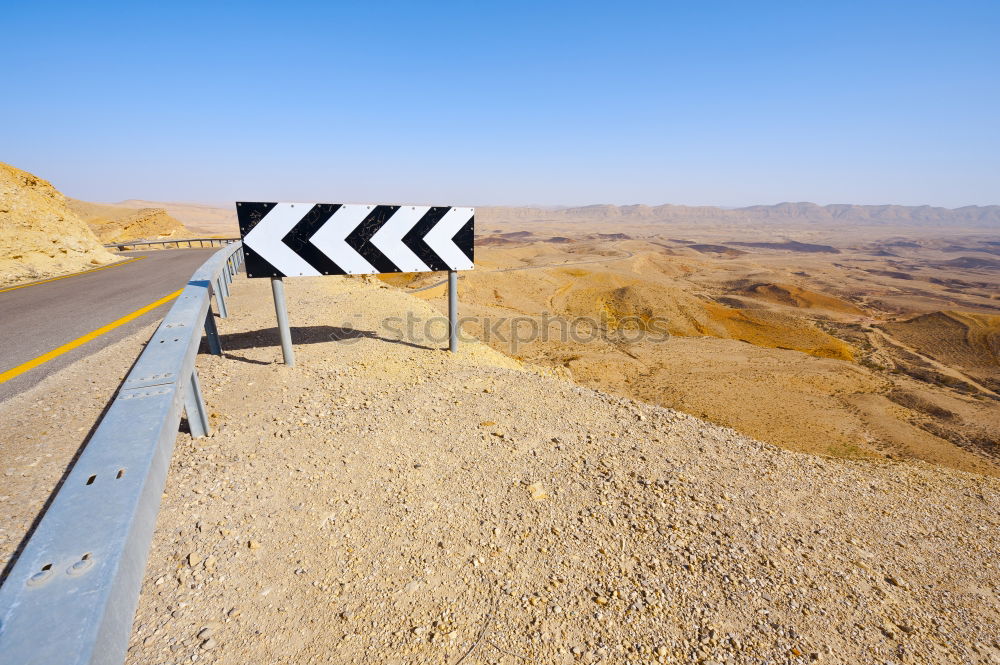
[0, 249, 216, 402]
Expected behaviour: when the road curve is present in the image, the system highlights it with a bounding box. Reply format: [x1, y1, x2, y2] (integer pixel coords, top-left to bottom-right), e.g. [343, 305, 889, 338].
[0, 249, 217, 402]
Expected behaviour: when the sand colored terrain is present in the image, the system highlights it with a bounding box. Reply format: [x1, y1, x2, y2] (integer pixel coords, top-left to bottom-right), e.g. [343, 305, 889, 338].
[882, 311, 1000, 393]
[726, 281, 865, 315]
[0, 162, 118, 286]
[64, 197, 995, 474]
[390, 213, 1000, 476]
[68, 199, 191, 243]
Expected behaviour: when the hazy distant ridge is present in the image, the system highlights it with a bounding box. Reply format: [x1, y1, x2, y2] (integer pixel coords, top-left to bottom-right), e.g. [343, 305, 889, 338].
[113, 200, 1000, 234]
[481, 202, 1000, 228]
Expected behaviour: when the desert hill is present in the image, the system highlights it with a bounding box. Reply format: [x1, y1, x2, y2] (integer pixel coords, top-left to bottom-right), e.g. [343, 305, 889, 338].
[67, 199, 191, 243]
[0, 162, 118, 286]
[882, 311, 1000, 393]
[110, 199, 237, 236]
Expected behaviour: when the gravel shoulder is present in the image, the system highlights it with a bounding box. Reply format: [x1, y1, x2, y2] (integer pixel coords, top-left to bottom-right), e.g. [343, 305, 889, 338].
[121, 274, 999, 665]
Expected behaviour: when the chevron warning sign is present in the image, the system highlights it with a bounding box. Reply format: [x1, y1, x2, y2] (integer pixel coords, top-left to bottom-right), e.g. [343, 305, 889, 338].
[236, 202, 475, 278]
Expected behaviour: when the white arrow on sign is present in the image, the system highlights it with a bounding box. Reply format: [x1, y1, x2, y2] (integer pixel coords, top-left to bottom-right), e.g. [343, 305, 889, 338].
[424, 207, 474, 270]
[371, 205, 432, 273]
[243, 203, 321, 277]
[308, 204, 378, 274]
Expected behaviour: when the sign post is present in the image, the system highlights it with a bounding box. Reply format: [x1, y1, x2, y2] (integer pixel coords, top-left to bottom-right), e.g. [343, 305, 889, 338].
[448, 270, 458, 353]
[270, 277, 295, 366]
[236, 202, 474, 361]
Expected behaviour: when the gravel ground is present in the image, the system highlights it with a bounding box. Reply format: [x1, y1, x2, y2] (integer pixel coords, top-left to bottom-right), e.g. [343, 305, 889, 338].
[116, 274, 999, 665]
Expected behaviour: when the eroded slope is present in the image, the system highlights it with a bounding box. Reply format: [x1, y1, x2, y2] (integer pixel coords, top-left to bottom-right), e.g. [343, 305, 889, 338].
[120, 274, 1000, 665]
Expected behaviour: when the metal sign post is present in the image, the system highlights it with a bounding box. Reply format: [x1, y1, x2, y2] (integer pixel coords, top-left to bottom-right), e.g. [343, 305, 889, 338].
[270, 277, 295, 366]
[448, 270, 458, 352]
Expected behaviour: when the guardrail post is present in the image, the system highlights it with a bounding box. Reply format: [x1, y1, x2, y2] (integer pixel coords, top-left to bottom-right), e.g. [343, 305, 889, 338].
[215, 277, 229, 318]
[220, 269, 231, 296]
[204, 310, 223, 355]
[448, 270, 459, 353]
[271, 277, 295, 366]
[183, 369, 211, 437]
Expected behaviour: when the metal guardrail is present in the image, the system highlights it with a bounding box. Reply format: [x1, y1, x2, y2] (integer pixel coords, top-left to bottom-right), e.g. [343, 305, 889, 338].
[104, 238, 240, 251]
[0, 242, 245, 665]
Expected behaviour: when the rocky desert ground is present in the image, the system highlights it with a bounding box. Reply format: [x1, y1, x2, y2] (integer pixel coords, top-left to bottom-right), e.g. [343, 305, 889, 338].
[2, 275, 997, 665]
[1, 169, 998, 664]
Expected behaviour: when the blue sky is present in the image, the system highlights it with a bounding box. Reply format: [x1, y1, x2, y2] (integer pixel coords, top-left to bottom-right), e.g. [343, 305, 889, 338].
[2, 1, 998, 207]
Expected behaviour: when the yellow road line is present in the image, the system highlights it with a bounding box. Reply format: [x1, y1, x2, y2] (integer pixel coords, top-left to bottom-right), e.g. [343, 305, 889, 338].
[0, 289, 183, 384]
[0, 256, 146, 294]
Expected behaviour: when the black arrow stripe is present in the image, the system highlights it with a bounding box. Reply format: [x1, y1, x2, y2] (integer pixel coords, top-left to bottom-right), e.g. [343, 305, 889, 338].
[345, 205, 399, 273]
[236, 201, 277, 235]
[241, 243, 284, 279]
[236, 201, 282, 278]
[280, 204, 345, 275]
[402, 206, 452, 271]
[453, 214, 475, 264]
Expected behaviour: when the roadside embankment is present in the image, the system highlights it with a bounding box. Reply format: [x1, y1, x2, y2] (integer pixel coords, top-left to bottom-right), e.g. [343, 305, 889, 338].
[121, 273, 998, 665]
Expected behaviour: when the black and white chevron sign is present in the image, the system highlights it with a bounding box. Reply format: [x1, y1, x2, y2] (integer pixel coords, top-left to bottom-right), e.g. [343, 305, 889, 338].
[236, 202, 475, 278]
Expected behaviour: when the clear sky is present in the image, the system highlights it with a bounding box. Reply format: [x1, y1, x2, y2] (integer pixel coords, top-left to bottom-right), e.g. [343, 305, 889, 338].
[2, 1, 998, 208]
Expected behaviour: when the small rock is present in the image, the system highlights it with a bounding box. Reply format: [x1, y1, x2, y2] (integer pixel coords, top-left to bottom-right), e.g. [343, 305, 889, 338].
[247, 540, 260, 550]
[200, 638, 217, 650]
[886, 575, 909, 590]
[527, 483, 549, 501]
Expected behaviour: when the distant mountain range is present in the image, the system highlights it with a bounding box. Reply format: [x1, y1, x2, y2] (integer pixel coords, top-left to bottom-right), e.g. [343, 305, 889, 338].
[481, 202, 1000, 228]
[109, 200, 1000, 233]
